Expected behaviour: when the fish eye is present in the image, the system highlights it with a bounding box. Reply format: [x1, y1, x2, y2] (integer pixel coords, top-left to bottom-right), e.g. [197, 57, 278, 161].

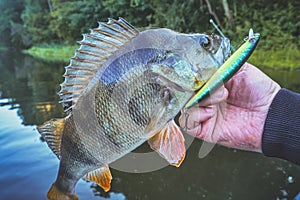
[200, 37, 211, 50]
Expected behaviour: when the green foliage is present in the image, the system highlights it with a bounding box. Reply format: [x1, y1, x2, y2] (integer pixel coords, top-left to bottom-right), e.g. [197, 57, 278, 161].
[21, 0, 54, 45]
[249, 47, 300, 70]
[0, 0, 26, 47]
[23, 44, 79, 62]
[49, 0, 106, 44]
[0, 0, 23, 33]
[228, 1, 300, 50]
[143, 0, 210, 32]
[102, 0, 153, 28]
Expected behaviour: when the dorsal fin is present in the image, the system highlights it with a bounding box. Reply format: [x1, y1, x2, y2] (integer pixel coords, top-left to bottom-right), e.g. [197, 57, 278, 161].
[58, 18, 139, 113]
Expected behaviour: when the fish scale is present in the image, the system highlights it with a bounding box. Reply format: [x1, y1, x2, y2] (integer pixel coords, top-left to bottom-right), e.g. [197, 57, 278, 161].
[128, 83, 162, 127]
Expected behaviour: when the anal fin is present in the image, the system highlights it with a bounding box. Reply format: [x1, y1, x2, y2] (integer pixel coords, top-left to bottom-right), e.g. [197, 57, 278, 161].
[148, 120, 186, 167]
[83, 165, 112, 192]
[37, 117, 67, 158]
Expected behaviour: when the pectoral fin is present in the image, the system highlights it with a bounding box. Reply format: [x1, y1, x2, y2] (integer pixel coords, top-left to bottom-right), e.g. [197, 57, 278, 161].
[148, 120, 186, 167]
[83, 165, 112, 192]
[145, 88, 170, 133]
[145, 105, 165, 133]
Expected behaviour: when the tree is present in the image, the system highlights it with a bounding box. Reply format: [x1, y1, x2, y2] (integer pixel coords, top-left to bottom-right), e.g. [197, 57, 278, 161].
[0, 0, 26, 48]
[204, 0, 224, 30]
[222, 0, 235, 30]
[49, 0, 106, 44]
[102, 0, 153, 28]
[0, 0, 299, 50]
[21, 0, 55, 45]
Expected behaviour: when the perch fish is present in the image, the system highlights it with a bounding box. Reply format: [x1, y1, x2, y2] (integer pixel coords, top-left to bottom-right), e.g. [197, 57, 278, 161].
[38, 18, 231, 200]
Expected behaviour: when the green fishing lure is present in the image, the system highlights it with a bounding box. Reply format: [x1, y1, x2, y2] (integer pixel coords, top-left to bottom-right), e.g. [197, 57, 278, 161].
[184, 29, 260, 110]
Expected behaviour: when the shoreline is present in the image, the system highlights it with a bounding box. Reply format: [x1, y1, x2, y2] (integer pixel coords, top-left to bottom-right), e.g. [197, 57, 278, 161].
[22, 45, 300, 70]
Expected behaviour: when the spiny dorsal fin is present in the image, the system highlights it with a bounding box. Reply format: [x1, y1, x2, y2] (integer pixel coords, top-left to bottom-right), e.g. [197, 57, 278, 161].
[83, 165, 112, 192]
[58, 18, 139, 113]
[37, 117, 66, 158]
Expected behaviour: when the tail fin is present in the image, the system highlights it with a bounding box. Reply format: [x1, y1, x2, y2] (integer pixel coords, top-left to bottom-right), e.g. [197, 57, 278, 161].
[47, 184, 78, 200]
[37, 117, 66, 158]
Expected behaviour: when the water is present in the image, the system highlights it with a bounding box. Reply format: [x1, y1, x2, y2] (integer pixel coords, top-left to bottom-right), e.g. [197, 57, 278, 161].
[0, 50, 300, 200]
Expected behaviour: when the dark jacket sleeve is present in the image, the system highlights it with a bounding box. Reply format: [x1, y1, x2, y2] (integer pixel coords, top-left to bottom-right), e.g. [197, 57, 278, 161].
[262, 88, 300, 165]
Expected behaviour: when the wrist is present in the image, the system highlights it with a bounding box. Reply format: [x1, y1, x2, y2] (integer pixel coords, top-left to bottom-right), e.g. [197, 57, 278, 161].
[262, 88, 300, 165]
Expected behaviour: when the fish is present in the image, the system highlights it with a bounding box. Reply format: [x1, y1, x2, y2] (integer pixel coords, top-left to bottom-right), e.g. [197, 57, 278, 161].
[37, 18, 231, 200]
[184, 28, 260, 110]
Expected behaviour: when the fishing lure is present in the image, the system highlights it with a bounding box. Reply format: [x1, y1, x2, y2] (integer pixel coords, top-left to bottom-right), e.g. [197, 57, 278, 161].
[184, 28, 260, 110]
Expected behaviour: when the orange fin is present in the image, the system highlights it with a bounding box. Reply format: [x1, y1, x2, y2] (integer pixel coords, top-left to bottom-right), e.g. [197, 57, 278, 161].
[37, 116, 68, 158]
[145, 104, 166, 134]
[83, 165, 112, 192]
[145, 88, 170, 133]
[47, 183, 78, 200]
[148, 120, 186, 167]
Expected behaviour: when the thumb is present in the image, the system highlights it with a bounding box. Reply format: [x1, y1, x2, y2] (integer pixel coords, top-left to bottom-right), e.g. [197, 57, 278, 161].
[197, 86, 228, 107]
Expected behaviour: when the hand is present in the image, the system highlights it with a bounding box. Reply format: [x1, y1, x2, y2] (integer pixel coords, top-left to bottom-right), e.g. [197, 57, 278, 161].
[179, 63, 281, 152]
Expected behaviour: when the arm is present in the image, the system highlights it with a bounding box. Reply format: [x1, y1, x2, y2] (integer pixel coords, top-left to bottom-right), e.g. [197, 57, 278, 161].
[263, 88, 300, 165]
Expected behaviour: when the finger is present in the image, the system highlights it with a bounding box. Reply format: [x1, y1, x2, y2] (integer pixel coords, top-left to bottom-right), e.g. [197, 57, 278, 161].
[179, 106, 215, 131]
[197, 86, 228, 107]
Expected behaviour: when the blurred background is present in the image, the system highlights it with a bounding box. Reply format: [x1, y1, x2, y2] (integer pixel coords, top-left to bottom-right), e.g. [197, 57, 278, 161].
[1, 0, 299, 68]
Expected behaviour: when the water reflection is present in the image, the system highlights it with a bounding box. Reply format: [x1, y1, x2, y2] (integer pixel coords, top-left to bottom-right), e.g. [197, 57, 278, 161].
[0, 50, 64, 125]
[0, 50, 300, 200]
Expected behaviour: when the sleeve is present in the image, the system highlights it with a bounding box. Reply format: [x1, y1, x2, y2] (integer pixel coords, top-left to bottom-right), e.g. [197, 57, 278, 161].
[262, 88, 300, 165]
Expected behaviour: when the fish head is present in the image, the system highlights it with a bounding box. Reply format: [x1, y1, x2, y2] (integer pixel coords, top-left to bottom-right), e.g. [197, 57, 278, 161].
[150, 32, 231, 92]
[189, 33, 231, 63]
[186, 33, 231, 90]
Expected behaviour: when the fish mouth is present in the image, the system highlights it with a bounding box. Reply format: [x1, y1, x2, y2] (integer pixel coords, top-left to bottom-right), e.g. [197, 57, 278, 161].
[193, 75, 205, 90]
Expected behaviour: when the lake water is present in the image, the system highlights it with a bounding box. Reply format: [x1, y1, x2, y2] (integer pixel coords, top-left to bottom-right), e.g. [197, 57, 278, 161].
[1, 50, 300, 200]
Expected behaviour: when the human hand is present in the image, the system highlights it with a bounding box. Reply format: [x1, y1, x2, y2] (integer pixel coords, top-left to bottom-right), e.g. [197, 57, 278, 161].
[179, 63, 281, 152]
